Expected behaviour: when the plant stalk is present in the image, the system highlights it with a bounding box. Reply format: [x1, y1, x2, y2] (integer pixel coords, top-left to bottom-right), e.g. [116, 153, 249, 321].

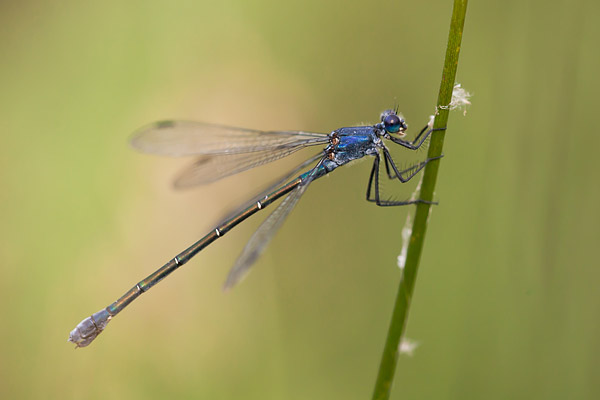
[371, 1, 468, 399]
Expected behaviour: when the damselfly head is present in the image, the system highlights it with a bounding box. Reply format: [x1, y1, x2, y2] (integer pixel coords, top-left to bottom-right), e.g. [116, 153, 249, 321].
[381, 110, 407, 135]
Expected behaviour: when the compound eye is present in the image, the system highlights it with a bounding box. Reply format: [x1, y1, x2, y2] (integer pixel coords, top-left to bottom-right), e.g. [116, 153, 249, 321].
[383, 114, 401, 133]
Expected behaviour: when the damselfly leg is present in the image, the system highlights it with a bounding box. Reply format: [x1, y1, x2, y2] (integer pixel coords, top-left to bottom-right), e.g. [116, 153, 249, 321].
[366, 153, 443, 206]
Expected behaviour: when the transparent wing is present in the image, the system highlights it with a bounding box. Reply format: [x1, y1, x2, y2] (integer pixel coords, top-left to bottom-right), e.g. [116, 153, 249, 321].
[223, 158, 325, 289]
[174, 146, 319, 188]
[131, 120, 329, 157]
[215, 152, 323, 223]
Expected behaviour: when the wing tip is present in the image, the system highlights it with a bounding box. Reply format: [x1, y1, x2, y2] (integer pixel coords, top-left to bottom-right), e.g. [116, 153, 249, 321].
[130, 120, 179, 151]
[154, 120, 176, 129]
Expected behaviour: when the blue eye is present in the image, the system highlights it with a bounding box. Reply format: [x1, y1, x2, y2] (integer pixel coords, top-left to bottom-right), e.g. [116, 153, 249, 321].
[383, 114, 401, 133]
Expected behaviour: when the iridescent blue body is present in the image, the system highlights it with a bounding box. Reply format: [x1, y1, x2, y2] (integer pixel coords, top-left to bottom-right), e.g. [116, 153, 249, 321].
[69, 109, 441, 348]
[303, 126, 380, 181]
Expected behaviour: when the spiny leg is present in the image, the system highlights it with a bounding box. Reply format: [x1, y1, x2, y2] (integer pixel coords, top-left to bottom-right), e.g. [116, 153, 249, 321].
[365, 153, 422, 206]
[366, 153, 379, 203]
[383, 153, 396, 179]
[367, 152, 443, 206]
[412, 124, 432, 145]
[388, 126, 446, 150]
[382, 147, 443, 183]
[382, 134, 435, 180]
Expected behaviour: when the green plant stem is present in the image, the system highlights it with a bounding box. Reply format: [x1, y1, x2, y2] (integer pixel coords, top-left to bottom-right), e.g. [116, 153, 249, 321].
[371, 1, 468, 399]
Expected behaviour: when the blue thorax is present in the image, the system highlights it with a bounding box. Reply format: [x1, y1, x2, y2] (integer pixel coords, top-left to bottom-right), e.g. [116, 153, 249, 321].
[300, 125, 380, 183]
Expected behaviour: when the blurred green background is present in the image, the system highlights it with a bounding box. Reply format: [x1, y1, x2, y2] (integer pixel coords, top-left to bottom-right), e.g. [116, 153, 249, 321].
[1, 0, 599, 399]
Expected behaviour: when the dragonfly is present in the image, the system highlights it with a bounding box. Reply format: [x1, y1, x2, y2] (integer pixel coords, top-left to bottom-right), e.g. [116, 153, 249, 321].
[69, 109, 444, 348]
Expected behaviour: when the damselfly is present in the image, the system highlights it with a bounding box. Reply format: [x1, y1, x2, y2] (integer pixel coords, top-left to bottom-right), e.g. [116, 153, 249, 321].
[69, 109, 444, 347]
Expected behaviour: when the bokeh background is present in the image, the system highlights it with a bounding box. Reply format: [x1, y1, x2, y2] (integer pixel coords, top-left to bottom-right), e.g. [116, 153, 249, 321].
[1, 0, 599, 399]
